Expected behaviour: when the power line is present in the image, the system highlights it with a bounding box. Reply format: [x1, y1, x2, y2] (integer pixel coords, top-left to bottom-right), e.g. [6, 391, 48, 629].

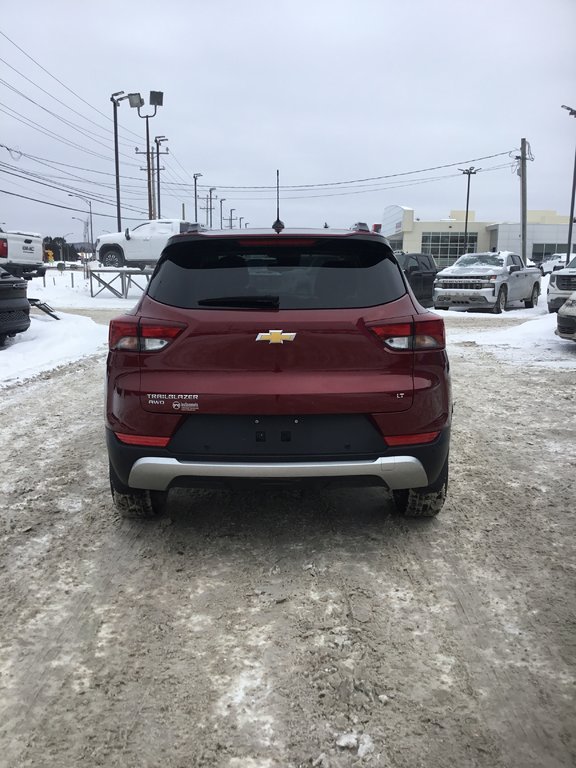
[0, 188, 147, 220]
[0, 27, 143, 142]
[0, 59, 138, 148]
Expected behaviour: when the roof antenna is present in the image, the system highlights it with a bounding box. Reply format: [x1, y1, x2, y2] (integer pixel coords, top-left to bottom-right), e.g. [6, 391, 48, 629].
[272, 169, 284, 233]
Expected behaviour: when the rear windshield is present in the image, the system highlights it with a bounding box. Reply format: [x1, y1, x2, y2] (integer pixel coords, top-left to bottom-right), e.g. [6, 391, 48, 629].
[147, 238, 406, 309]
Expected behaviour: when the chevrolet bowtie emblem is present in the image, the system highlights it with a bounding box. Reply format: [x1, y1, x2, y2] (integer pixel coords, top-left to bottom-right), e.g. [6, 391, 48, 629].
[256, 330, 296, 344]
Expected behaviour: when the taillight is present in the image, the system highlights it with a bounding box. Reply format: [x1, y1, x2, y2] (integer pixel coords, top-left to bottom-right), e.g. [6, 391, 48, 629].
[0, 239, 8, 259]
[108, 316, 185, 351]
[116, 433, 170, 447]
[385, 431, 440, 446]
[368, 316, 445, 350]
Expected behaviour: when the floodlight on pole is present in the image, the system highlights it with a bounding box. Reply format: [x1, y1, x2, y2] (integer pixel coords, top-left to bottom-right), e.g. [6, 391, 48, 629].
[129, 91, 164, 219]
[562, 105, 576, 264]
[193, 173, 203, 223]
[110, 90, 130, 231]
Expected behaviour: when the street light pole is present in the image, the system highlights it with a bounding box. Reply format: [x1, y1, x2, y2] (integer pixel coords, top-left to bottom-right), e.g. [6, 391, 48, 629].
[458, 166, 478, 255]
[111, 91, 129, 231]
[219, 198, 226, 229]
[128, 91, 164, 220]
[209, 187, 216, 228]
[239, 216, 244, 229]
[154, 136, 168, 218]
[68, 193, 94, 250]
[562, 105, 576, 265]
[193, 173, 203, 223]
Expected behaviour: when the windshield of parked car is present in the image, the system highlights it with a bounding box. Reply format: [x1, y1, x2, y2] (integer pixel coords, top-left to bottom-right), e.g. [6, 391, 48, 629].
[453, 253, 505, 268]
[147, 238, 407, 309]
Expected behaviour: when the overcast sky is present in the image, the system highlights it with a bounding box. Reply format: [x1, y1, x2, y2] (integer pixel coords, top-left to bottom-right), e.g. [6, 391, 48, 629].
[1, 0, 575, 240]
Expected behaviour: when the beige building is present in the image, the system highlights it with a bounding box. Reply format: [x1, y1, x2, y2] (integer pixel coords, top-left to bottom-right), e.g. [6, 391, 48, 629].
[382, 206, 572, 266]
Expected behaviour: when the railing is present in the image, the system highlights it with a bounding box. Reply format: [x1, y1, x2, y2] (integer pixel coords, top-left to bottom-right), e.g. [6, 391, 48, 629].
[89, 268, 153, 299]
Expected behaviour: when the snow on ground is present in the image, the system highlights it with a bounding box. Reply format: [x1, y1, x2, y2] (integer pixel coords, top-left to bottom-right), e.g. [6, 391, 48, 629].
[1, 269, 575, 389]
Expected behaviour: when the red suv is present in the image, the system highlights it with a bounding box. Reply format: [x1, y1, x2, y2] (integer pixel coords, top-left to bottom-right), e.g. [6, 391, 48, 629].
[106, 224, 452, 519]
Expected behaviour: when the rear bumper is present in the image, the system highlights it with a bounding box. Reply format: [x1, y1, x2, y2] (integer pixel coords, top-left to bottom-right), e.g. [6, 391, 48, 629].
[106, 426, 450, 493]
[128, 455, 429, 491]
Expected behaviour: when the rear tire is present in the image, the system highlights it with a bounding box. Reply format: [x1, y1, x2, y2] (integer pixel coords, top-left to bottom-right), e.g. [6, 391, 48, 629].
[392, 457, 448, 518]
[109, 463, 166, 519]
[524, 284, 539, 308]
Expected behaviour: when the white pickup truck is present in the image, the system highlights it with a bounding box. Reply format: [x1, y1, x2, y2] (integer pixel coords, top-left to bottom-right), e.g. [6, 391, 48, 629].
[0, 227, 46, 279]
[547, 256, 576, 312]
[433, 251, 541, 314]
[95, 219, 194, 268]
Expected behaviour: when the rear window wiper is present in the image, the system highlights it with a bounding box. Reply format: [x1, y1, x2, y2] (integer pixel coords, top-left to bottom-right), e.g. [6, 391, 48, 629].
[197, 295, 280, 308]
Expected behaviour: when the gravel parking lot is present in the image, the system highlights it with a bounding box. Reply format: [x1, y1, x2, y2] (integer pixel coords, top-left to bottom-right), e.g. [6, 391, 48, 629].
[0, 310, 574, 768]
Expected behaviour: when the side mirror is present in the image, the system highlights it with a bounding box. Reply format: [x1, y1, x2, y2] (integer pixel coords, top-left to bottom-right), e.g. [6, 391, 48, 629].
[125, 228, 131, 241]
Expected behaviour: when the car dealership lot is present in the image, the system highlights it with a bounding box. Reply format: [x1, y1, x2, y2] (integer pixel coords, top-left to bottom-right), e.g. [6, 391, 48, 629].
[0, 306, 575, 768]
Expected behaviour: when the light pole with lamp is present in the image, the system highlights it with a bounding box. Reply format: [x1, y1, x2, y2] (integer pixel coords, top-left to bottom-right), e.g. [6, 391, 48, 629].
[110, 91, 129, 232]
[193, 173, 202, 223]
[238, 216, 244, 229]
[458, 166, 478, 255]
[154, 136, 169, 218]
[219, 198, 226, 229]
[562, 105, 576, 265]
[208, 187, 216, 228]
[72, 215, 88, 242]
[229, 209, 235, 229]
[244, 222, 250, 228]
[128, 91, 164, 220]
[68, 193, 94, 251]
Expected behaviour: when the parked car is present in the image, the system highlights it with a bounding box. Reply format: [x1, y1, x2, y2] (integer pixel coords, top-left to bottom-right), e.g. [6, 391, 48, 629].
[95, 219, 194, 268]
[0, 265, 31, 346]
[433, 251, 541, 313]
[540, 254, 568, 275]
[555, 291, 576, 342]
[105, 224, 452, 520]
[547, 256, 576, 312]
[395, 252, 438, 307]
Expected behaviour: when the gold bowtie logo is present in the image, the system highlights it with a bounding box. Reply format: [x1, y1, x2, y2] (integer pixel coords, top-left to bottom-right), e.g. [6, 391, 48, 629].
[256, 330, 296, 344]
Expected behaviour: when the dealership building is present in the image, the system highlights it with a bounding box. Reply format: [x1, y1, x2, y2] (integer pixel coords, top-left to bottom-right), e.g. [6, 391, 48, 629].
[381, 206, 572, 267]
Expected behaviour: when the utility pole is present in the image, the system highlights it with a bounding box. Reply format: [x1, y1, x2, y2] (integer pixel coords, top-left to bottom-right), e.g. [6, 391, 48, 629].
[193, 173, 202, 223]
[520, 138, 528, 265]
[229, 208, 236, 229]
[458, 166, 478, 255]
[150, 144, 156, 219]
[154, 136, 169, 218]
[562, 106, 576, 264]
[208, 187, 216, 228]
